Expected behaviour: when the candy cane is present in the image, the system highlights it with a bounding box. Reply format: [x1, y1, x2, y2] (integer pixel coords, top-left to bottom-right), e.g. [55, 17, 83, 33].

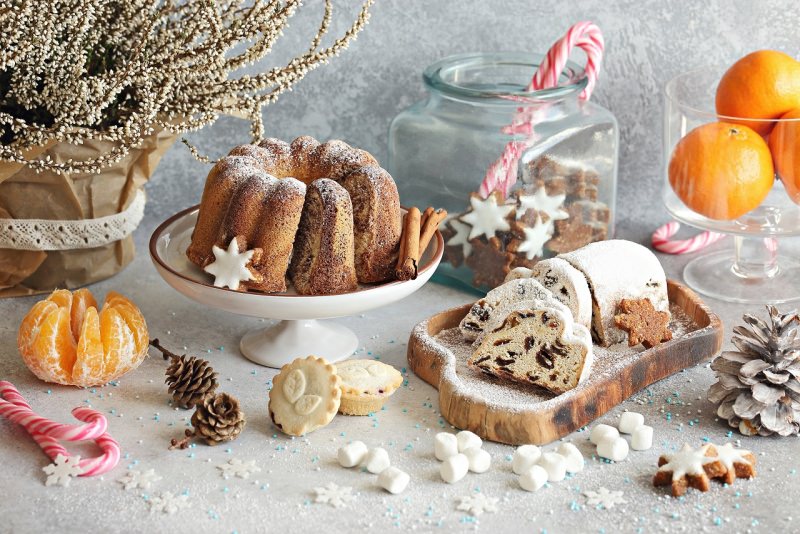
[0, 381, 120, 476]
[479, 22, 604, 198]
[651, 222, 726, 254]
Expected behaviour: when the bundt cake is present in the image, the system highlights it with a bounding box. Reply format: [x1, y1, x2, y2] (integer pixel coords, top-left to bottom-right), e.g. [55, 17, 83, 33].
[186, 136, 402, 295]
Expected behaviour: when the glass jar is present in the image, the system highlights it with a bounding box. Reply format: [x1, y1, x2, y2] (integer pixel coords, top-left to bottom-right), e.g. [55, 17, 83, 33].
[388, 52, 619, 292]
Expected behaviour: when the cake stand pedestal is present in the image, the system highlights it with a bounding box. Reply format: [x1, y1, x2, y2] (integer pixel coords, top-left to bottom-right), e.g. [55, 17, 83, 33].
[150, 205, 443, 368]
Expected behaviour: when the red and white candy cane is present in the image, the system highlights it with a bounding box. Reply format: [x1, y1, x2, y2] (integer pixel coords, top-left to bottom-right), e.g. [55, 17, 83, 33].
[651, 221, 725, 254]
[0, 381, 120, 476]
[479, 21, 604, 198]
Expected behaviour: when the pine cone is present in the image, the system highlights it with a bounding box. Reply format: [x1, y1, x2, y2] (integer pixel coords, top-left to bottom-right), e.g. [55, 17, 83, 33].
[191, 392, 246, 445]
[708, 305, 800, 437]
[165, 354, 219, 409]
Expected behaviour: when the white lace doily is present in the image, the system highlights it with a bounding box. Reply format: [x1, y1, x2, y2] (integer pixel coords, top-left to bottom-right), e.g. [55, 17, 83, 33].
[0, 189, 146, 251]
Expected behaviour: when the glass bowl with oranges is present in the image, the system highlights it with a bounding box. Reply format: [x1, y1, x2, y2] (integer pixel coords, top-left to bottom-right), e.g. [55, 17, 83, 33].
[663, 50, 800, 303]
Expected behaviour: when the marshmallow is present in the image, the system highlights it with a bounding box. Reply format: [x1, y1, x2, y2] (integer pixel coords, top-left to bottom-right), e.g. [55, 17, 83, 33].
[631, 424, 653, 451]
[378, 466, 410, 494]
[440, 453, 469, 483]
[456, 430, 482, 452]
[538, 452, 567, 482]
[519, 465, 549, 492]
[363, 447, 391, 474]
[512, 445, 542, 475]
[338, 441, 368, 468]
[556, 442, 584, 473]
[589, 424, 619, 445]
[434, 432, 459, 461]
[463, 446, 491, 473]
[597, 436, 629, 462]
[618, 412, 645, 434]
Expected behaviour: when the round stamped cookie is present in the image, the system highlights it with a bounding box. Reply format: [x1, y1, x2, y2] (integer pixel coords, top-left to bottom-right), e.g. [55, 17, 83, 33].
[269, 356, 341, 436]
[531, 258, 592, 329]
[335, 359, 403, 416]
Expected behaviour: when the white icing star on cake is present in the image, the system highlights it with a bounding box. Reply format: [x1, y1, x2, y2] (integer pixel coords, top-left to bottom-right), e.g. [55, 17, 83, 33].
[203, 237, 262, 290]
[460, 193, 515, 240]
[513, 215, 553, 260]
[517, 188, 568, 222]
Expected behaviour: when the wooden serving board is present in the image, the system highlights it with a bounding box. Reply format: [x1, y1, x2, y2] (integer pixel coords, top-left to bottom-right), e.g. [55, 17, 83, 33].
[407, 280, 723, 445]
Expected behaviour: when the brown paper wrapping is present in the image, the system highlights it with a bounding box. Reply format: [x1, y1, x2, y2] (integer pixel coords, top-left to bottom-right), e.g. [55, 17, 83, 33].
[0, 129, 177, 298]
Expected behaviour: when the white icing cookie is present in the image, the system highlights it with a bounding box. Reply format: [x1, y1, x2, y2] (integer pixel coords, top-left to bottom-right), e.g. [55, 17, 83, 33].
[335, 359, 403, 416]
[468, 301, 594, 395]
[269, 356, 341, 436]
[459, 278, 556, 341]
[516, 188, 568, 222]
[459, 192, 515, 241]
[203, 236, 262, 290]
[511, 215, 553, 260]
[531, 258, 592, 329]
[558, 240, 669, 346]
[446, 218, 473, 258]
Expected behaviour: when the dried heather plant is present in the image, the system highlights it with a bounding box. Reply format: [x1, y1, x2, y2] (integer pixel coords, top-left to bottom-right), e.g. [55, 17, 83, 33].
[0, 0, 374, 174]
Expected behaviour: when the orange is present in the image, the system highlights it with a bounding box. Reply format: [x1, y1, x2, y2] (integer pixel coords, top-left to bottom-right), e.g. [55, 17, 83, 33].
[768, 108, 800, 203]
[716, 50, 800, 136]
[17, 289, 148, 387]
[669, 122, 774, 220]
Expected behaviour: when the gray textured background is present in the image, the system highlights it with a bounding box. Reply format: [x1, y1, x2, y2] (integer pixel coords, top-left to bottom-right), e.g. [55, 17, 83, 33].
[152, 0, 800, 231]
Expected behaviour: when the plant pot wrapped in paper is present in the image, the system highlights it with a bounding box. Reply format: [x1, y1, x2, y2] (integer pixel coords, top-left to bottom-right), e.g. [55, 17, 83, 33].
[0, 0, 375, 297]
[0, 131, 175, 296]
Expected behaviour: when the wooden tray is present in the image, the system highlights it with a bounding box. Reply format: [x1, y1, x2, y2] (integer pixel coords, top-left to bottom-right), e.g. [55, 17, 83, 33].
[407, 280, 723, 445]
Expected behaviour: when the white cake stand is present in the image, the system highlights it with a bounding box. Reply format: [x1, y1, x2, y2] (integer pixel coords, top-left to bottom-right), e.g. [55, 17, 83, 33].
[149, 205, 444, 368]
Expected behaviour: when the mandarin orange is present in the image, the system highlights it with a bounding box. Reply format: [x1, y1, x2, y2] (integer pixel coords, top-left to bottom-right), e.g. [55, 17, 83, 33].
[716, 50, 800, 136]
[669, 122, 774, 220]
[768, 108, 800, 203]
[17, 289, 148, 387]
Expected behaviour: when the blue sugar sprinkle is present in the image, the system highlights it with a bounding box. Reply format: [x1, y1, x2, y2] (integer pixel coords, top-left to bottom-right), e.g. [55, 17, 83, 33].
[713, 518, 722, 526]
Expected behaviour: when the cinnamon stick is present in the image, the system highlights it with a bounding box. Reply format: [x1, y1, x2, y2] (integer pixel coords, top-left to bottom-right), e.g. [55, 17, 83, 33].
[395, 207, 421, 281]
[418, 208, 447, 256]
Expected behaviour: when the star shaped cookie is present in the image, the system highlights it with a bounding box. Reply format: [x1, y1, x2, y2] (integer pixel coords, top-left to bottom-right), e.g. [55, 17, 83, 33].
[614, 298, 672, 349]
[509, 215, 553, 260]
[654, 444, 726, 497]
[713, 443, 757, 485]
[465, 237, 515, 289]
[460, 192, 515, 240]
[204, 236, 263, 291]
[516, 188, 568, 223]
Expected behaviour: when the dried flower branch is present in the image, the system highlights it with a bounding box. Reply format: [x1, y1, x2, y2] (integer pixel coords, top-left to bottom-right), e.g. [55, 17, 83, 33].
[0, 0, 374, 174]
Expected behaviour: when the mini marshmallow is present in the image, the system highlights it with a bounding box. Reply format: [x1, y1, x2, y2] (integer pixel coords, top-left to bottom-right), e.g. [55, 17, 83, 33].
[619, 412, 645, 434]
[378, 466, 410, 494]
[631, 424, 654, 451]
[338, 441, 368, 468]
[538, 452, 567, 482]
[434, 432, 459, 461]
[589, 424, 619, 445]
[463, 446, 491, 474]
[556, 442, 584, 473]
[597, 436, 629, 462]
[456, 430, 482, 452]
[519, 465, 548, 492]
[512, 445, 542, 475]
[440, 453, 469, 484]
[363, 447, 391, 474]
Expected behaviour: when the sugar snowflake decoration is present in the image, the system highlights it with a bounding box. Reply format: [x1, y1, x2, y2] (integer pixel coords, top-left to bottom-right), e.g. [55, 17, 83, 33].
[148, 491, 190, 514]
[313, 482, 356, 508]
[456, 493, 499, 516]
[43, 454, 84, 487]
[217, 458, 261, 479]
[118, 468, 162, 490]
[584, 487, 627, 510]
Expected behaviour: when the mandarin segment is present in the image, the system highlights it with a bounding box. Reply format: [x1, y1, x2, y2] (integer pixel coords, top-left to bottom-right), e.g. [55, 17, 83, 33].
[70, 288, 98, 343]
[32, 307, 76, 384]
[104, 292, 148, 358]
[18, 300, 58, 366]
[99, 307, 136, 381]
[73, 307, 105, 387]
[48, 289, 73, 309]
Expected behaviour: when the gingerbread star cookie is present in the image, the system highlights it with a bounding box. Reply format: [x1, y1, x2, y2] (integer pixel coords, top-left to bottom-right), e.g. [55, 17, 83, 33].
[465, 236, 515, 289]
[614, 298, 673, 348]
[654, 444, 726, 497]
[712, 443, 757, 485]
[269, 356, 341, 436]
[335, 359, 403, 416]
[459, 192, 515, 240]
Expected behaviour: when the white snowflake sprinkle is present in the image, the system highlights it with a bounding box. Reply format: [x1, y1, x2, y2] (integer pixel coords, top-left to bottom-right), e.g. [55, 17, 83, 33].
[148, 491, 189, 514]
[118, 469, 162, 490]
[313, 482, 356, 508]
[217, 458, 261, 479]
[43, 454, 84, 487]
[456, 493, 499, 516]
[584, 487, 627, 509]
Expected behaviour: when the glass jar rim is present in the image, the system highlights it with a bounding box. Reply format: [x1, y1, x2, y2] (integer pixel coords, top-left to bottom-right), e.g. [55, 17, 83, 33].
[665, 67, 800, 123]
[423, 52, 589, 104]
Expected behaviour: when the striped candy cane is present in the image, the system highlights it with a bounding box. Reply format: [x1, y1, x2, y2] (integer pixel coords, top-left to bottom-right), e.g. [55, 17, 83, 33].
[651, 222, 726, 254]
[480, 22, 604, 198]
[0, 381, 120, 476]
